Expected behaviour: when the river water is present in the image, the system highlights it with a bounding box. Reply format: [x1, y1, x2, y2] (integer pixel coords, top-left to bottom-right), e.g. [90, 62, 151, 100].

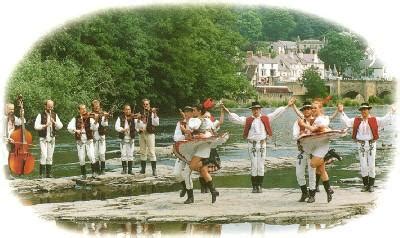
[13, 106, 397, 236]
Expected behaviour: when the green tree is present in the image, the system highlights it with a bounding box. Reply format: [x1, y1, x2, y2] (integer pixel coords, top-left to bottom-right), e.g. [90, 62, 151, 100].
[301, 67, 328, 99]
[237, 10, 262, 41]
[318, 31, 365, 75]
[259, 9, 296, 41]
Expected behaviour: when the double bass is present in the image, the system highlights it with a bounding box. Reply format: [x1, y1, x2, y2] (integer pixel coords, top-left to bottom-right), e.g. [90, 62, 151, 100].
[8, 95, 35, 175]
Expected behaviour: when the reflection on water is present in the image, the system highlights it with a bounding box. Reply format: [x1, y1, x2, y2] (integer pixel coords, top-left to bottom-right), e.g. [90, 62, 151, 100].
[57, 221, 342, 237]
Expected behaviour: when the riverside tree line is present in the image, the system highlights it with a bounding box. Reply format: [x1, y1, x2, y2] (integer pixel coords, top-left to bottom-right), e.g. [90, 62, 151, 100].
[6, 6, 366, 121]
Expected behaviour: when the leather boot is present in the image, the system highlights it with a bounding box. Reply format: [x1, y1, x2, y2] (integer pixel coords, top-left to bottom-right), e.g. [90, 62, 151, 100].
[199, 177, 206, 193]
[315, 174, 321, 192]
[100, 161, 106, 175]
[298, 185, 309, 202]
[368, 177, 375, 192]
[151, 161, 157, 176]
[121, 161, 127, 174]
[128, 161, 133, 175]
[179, 181, 187, 197]
[140, 161, 146, 174]
[96, 161, 101, 174]
[80, 165, 87, 179]
[257, 176, 264, 193]
[91, 163, 98, 178]
[39, 164, 45, 179]
[184, 189, 194, 204]
[323, 180, 334, 203]
[46, 165, 53, 178]
[307, 189, 316, 203]
[361, 176, 369, 192]
[206, 180, 219, 203]
[251, 176, 257, 193]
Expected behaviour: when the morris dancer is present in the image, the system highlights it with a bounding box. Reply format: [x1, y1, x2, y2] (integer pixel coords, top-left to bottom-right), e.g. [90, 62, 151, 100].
[67, 104, 98, 179]
[34, 99, 63, 178]
[137, 99, 159, 176]
[198, 108, 224, 193]
[223, 98, 295, 193]
[292, 100, 342, 196]
[183, 104, 225, 204]
[173, 106, 193, 198]
[292, 101, 317, 202]
[91, 100, 109, 175]
[338, 102, 395, 192]
[115, 104, 138, 174]
[297, 99, 334, 202]
[2, 103, 23, 179]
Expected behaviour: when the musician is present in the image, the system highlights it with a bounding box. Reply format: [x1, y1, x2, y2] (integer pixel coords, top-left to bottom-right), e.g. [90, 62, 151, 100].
[91, 100, 109, 175]
[173, 106, 193, 199]
[338, 102, 395, 192]
[115, 104, 138, 174]
[223, 99, 295, 193]
[34, 100, 63, 178]
[137, 99, 159, 176]
[2, 103, 23, 179]
[67, 104, 98, 179]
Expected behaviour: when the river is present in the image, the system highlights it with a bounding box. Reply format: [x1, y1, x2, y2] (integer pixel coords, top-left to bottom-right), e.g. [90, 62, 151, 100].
[11, 105, 397, 236]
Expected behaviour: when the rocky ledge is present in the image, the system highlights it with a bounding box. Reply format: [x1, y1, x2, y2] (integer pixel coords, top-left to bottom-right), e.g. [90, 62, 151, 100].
[33, 187, 376, 225]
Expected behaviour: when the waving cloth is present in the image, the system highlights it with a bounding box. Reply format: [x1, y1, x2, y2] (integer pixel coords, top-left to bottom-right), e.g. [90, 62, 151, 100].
[297, 129, 348, 144]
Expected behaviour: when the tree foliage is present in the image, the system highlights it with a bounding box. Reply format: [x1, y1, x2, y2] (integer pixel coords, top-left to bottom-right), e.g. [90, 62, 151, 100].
[318, 31, 365, 75]
[302, 67, 328, 99]
[6, 6, 349, 121]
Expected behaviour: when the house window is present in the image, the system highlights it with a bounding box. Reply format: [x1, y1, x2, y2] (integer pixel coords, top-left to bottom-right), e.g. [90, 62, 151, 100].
[261, 69, 267, 76]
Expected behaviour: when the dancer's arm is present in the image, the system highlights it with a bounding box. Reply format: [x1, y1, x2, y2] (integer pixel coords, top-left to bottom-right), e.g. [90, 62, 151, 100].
[377, 105, 396, 128]
[338, 104, 354, 127]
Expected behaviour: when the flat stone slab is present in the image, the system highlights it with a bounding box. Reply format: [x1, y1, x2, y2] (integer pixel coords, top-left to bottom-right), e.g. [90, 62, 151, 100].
[33, 187, 376, 225]
[9, 157, 301, 194]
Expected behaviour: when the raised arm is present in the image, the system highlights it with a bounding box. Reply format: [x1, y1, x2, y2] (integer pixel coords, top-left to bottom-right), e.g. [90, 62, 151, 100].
[376, 105, 396, 128]
[221, 104, 246, 125]
[337, 104, 354, 128]
[267, 96, 296, 121]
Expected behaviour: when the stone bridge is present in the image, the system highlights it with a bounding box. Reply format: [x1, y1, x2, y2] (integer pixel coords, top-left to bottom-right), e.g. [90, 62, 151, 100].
[327, 79, 395, 101]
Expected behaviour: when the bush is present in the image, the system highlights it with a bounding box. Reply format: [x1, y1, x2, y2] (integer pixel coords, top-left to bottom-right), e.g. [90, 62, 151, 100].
[368, 96, 384, 105]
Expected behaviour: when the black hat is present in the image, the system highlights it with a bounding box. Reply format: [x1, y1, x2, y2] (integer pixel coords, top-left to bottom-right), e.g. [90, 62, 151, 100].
[249, 101, 262, 109]
[300, 101, 313, 111]
[358, 102, 372, 111]
[182, 106, 193, 112]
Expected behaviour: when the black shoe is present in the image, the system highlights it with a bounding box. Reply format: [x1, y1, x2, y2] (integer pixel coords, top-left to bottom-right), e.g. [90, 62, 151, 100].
[91, 163, 98, 178]
[100, 161, 106, 175]
[128, 161, 133, 175]
[39, 164, 45, 179]
[361, 185, 370, 192]
[184, 189, 194, 204]
[323, 181, 334, 203]
[252, 186, 257, 193]
[324, 149, 343, 163]
[96, 161, 101, 174]
[151, 161, 157, 176]
[80, 165, 87, 179]
[140, 161, 146, 174]
[46, 165, 53, 178]
[298, 185, 309, 202]
[257, 185, 263, 193]
[206, 181, 219, 203]
[121, 161, 127, 174]
[307, 189, 316, 203]
[368, 177, 375, 192]
[179, 181, 187, 197]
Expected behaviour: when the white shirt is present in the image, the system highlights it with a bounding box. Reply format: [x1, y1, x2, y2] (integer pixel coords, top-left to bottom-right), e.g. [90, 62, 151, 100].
[67, 116, 97, 141]
[188, 117, 213, 138]
[2, 116, 23, 142]
[292, 118, 313, 140]
[115, 116, 138, 141]
[173, 121, 186, 142]
[93, 116, 109, 140]
[228, 106, 288, 141]
[34, 112, 63, 141]
[340, 111, 393, 141]
[136, 112, 159, 132]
